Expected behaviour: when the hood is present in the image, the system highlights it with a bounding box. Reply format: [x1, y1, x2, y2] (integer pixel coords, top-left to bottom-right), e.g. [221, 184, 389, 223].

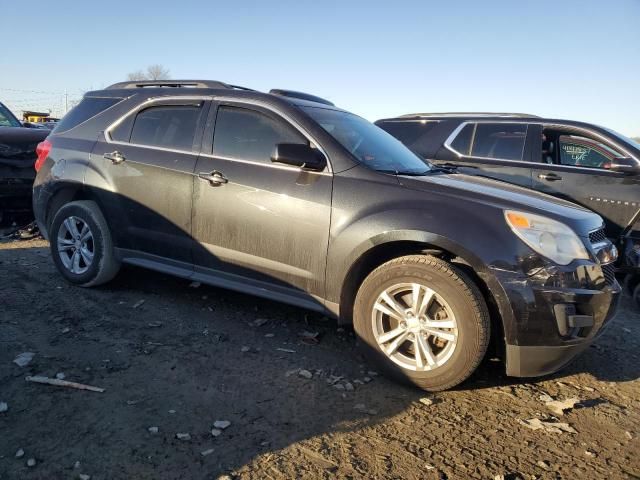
[0, 126, 49, 169]
[397, 172, 603, 236]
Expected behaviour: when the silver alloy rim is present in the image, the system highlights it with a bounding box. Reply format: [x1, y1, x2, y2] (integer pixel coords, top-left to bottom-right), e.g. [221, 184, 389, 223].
[371, 282, 458, 372]
[57, 216, 94, 274]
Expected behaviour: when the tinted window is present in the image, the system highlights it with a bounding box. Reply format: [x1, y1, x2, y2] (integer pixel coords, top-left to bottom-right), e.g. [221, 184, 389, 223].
[471, 123, 528, 160]
[558, 135, 620, 168]
[54, 97, 121, 133]
[213, 106, 306, 163]
[378, 120, 441, 157]
[450, 124, 474, 155]
[130, 105, 201, 151]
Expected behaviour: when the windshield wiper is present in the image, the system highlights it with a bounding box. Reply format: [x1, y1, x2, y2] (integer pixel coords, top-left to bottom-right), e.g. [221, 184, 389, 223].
[376, 169, 431, 176]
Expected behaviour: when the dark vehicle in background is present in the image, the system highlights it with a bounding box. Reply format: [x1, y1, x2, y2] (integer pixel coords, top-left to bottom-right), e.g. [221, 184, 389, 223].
[376, 113, 640, 306]
[33, 82, 620, 390]
[0, 101, 49, 228]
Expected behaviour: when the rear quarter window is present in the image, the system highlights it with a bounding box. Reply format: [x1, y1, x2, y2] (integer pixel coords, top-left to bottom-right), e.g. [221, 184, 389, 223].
[449, 123, 474, 155]
[53, 97, 122, 133]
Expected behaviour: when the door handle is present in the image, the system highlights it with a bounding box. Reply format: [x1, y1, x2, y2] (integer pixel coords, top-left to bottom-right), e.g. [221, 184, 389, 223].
[104, 151, 126, 165]
[198, 171, 228, 186]
[538, 172, 562, 181]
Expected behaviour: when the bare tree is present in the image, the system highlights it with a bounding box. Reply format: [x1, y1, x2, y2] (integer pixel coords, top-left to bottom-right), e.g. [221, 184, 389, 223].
[126, 65, 171, 81]
[146, 64, 170, 80]
[126, 70, 147, 81]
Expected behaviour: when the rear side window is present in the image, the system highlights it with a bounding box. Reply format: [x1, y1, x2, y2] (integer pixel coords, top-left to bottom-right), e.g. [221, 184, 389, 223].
[129, 105, 202, 151]
[213, 106, 306, 163]
[471, 123, 528, 160]
[54, 97, 121, 133]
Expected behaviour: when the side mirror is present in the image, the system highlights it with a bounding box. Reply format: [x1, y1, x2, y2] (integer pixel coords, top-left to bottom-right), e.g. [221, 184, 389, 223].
[606, 157, 640, 175]
[271, 143, 326, 171]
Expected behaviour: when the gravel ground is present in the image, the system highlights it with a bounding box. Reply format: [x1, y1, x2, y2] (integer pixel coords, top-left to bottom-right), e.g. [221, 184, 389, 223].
[1, 238, 639, 480]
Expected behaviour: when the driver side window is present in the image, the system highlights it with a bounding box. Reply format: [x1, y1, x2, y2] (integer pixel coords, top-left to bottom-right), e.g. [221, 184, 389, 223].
[213, 106, 307, 164]
[541, 129, 623, 169]
[558, 135, 619, 168]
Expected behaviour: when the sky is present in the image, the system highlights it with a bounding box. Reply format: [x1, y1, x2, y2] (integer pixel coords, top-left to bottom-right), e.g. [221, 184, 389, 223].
[1, 0, 639, 136]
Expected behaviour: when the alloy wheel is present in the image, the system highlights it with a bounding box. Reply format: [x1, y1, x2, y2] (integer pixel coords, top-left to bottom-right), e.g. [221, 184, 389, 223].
[57, 216, 95, 274]
[371, 282, 458, 371]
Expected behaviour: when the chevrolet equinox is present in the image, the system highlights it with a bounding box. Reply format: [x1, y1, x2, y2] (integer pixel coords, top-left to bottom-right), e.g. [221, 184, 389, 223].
[33, 81, 620, 391]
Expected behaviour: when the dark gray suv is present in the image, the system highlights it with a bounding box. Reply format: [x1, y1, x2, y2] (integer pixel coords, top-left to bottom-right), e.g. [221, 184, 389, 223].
[33, 80, 620, 391]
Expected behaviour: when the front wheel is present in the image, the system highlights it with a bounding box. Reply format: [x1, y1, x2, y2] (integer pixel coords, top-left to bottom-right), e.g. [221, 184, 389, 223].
[50, 200, 120, 287]
[353, 255, 490, 391]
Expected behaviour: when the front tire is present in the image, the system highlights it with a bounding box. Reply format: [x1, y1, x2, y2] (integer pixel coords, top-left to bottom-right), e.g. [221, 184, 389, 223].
[50, 200, 120, 287]
[353, 255, 490, 391]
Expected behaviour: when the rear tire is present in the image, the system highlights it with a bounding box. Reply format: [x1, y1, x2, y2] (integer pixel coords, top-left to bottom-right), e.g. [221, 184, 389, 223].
[353, 255, 490, 391]
[50, 200, 120, 287]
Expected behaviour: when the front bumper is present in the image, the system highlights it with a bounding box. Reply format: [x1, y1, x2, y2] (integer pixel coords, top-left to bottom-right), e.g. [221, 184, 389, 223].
[491, 262, 621, 378]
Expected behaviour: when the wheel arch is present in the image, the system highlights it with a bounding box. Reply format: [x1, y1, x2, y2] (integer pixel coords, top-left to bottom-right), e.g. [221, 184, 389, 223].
[44, 183, 107, 236]
[335, 232, 513, 359]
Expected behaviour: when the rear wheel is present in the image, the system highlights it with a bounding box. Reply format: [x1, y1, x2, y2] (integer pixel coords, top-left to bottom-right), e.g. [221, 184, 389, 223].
[353, 255, 490, 391]
[50, 200, 120, 287]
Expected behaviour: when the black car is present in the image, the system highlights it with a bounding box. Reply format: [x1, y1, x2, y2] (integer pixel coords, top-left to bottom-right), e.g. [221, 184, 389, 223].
[376, 113, 640, 302]
[33, 82, 620, 391]
[0, 101, 49, 227]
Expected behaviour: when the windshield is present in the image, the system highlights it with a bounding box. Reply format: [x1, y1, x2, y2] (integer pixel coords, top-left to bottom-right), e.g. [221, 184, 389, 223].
[303, 107, 431, 174]
[603, 127, 640, 152]
[0, 103, 21, 128]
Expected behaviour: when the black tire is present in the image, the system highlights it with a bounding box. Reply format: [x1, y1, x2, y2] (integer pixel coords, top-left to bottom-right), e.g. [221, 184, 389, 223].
[49, 200, 120, 287]
[353, 255, 490, 391]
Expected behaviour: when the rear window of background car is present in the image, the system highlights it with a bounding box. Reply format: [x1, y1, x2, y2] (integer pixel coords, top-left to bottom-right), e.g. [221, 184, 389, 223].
[213, 106, 306, 163]
[53, 97, 122, 134]
[129, 105, 202, 151]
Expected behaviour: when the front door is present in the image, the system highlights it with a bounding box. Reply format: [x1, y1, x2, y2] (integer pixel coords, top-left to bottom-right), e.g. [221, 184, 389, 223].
[531, 126, 640, 238]
[89, 99, 209, 263]
[191, 102, 332, 301]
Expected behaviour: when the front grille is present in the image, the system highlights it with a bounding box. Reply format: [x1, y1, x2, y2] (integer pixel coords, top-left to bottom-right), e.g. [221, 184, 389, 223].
[588, 228, 617, 285]
[602, 263, 617, 286]
[589, 228, 607, 244]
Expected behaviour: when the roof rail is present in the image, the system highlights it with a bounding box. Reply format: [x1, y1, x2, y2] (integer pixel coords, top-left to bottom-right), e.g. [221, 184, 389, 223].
[399, 112, 540, 119]
[106, 80, 233, 90]
[269, 89, 334, 106]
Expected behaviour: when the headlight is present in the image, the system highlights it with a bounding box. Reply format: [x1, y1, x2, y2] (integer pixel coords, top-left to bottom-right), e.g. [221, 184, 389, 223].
[504, 210, 589, 265]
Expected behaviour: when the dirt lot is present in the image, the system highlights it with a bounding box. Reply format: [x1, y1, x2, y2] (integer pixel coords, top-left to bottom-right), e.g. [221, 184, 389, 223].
[1, 238, 639, 480]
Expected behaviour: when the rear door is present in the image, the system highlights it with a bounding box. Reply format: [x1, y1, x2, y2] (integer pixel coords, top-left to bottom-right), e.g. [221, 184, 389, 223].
[89, 97, 209, 263]
[530, 126, 640, 238]
[435, 122, 534, 187]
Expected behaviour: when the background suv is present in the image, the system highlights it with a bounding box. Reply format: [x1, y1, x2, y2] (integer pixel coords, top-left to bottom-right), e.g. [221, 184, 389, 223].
[376, 113, 640, 305]
[33, 82, 620, 390]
